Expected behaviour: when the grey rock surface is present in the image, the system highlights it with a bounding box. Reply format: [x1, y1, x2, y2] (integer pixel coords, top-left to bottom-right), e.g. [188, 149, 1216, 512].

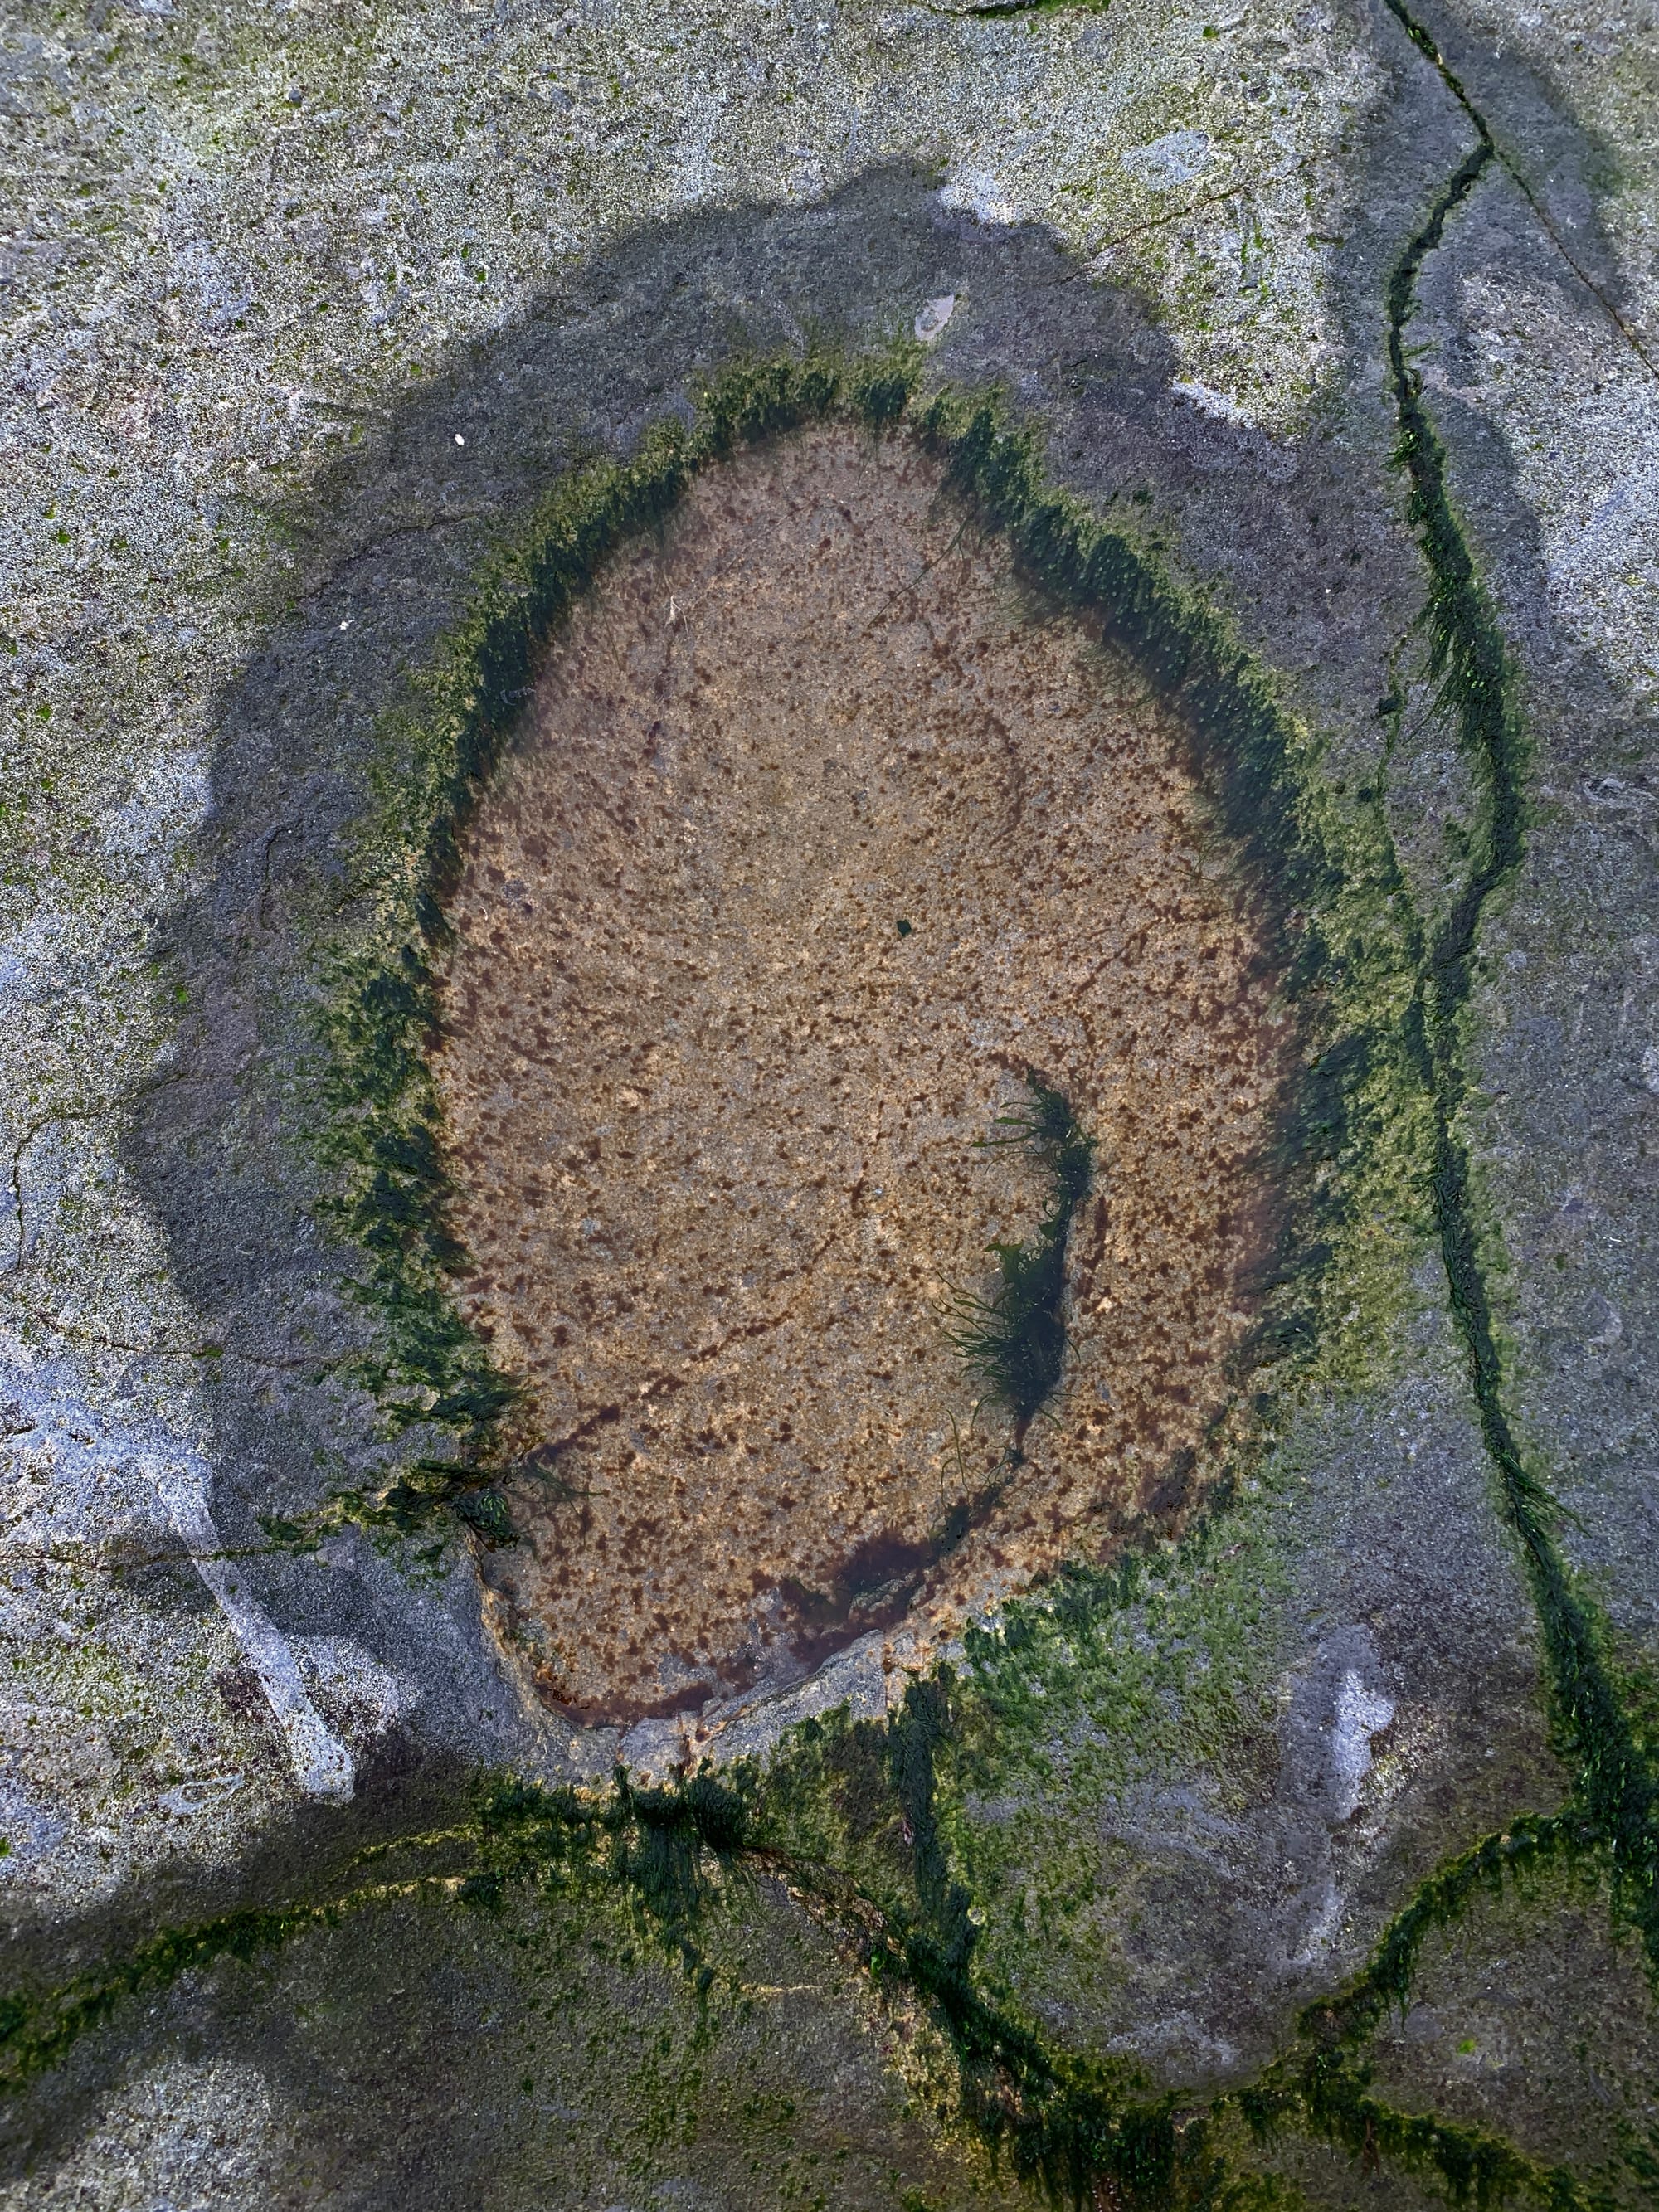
[2, 0, 1657, 2202]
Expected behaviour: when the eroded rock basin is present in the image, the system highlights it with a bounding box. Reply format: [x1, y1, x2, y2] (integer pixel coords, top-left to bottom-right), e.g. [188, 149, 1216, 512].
[433, 425, 1294, 1723]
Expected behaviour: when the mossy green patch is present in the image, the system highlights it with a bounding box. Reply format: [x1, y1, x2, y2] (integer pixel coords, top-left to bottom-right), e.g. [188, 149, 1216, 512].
[756, 1676, 1214, 2206]
[941, 1502, 1294, 2001]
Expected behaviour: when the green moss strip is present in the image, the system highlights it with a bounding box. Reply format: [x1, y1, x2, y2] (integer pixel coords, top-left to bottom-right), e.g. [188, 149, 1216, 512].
[0, 1768, 752, 2098]
[2, 1743, 1606, 2210]
[1243, 2069, 1603, 2212]
[761, 1675, 1205, 2205]
[0, 1739, 1607, 2210]
[1238, 1810, 1611, 2208]
[1383, 0, 1659, 1973]
[759, 1680, 1612, 2210]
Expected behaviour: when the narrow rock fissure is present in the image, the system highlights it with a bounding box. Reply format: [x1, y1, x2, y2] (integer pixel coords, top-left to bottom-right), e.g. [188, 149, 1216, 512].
[1381, 0, 1657, 380]
[1381, 0, 1659, 1977]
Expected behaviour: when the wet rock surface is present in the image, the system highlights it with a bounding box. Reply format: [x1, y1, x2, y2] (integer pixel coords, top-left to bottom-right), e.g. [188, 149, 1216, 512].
[2, 0, 1658, 2202]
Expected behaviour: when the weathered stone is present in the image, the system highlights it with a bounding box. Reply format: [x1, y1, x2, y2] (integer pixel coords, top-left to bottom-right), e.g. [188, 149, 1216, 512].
[2, 0, 1655, 2200]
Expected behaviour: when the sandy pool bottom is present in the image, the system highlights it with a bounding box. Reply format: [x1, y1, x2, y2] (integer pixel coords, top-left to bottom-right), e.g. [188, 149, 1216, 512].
[431, 425, 1293, 1724]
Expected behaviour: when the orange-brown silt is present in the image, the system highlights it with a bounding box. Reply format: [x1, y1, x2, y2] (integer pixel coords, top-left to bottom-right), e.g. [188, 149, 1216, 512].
[431, 424, 1295, 1725]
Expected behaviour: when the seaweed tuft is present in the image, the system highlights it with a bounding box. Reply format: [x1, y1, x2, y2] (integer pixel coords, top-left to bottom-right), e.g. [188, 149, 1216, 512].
[946, 1074, 1097, 1431]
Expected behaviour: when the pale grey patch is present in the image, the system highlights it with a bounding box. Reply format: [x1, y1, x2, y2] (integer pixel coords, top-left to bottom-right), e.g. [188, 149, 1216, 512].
[0, 2054, 288, 2212]
[914, 293, 956, 343]
[1121, 127, 1212, 190]
[0, 1777, 66, 1882]
[1171, 376, 1253, 425]
[100, 746, 211, 863]
[148, 1450, 355, 1802]
[0, 1373, 356, 1805]
[1099, 1778, 1245, 1876]
[156, 1773, 245, 1818]
[619, 1715, 688, 1779]
[1331, 1667, 1396, 1820]
[693, 1630, 890, 1768]
[293, 1634, 421, 1749]
[937, 173, 1018, 226]
[1285, 1628, 1398, 1964]
[1106, 2010, 1241, 2076]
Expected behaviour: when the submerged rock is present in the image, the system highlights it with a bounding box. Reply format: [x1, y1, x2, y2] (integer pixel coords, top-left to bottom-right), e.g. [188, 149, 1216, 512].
[2, 0, 1657, 2202]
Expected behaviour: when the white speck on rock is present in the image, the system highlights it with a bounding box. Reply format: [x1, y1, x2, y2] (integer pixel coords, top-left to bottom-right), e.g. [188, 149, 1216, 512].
[914, 294, 956, 343]
[158, 1773, 244, 1817]
[1170, 377, 1253, 426]
[1331, 1668, 1394, 1819]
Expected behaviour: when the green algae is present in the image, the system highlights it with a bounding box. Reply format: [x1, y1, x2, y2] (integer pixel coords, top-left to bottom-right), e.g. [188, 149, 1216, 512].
[0, 1660, 1613, 2212]
[757, 1680, 1210, 2207]
[0, 1780, 1011, 2210]
[947, 1076, 1097, 1434]
[1352, 1840, 1657, 2205]
[0, 1765, 749, 2100]
[1379, 0, 1659, 1986]
[1243, 2071, 1605, 2212]
[1235, 1811, 1615, 2208]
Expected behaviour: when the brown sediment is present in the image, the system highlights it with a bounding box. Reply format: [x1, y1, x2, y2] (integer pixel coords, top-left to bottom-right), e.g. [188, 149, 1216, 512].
[431, 424, 1297, 1723]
